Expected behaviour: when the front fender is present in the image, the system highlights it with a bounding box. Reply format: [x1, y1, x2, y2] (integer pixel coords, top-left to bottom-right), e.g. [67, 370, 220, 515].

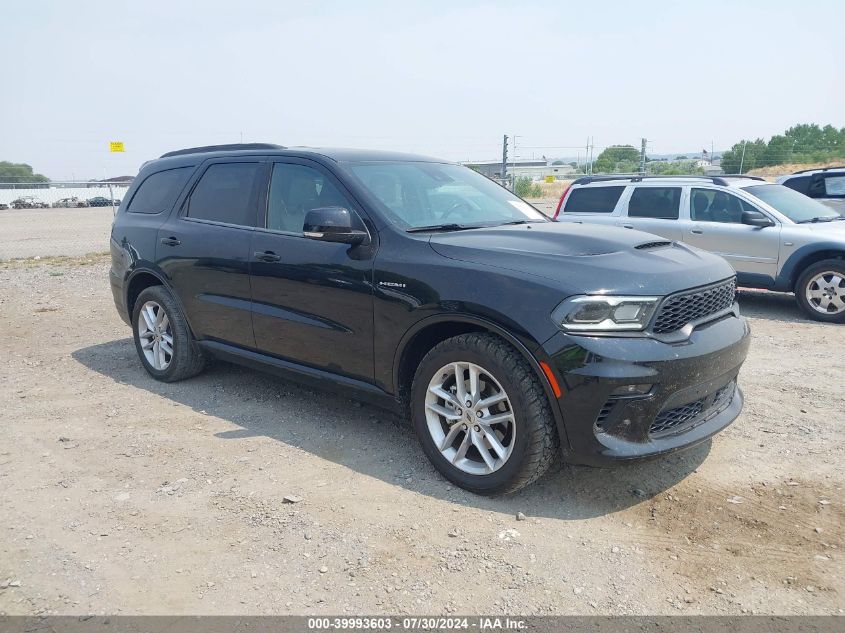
[775, 241, 845, 291]
[391, 312, 570, 451]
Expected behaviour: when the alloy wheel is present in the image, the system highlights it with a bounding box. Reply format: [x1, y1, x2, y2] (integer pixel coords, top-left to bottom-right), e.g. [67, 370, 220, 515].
[137, 300, 174, 370]
[424, 361, 516, 475]
[805, 271, 845, 315]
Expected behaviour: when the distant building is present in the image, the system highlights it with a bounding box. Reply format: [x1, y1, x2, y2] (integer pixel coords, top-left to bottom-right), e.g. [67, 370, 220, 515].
[464, 159, 576, 181]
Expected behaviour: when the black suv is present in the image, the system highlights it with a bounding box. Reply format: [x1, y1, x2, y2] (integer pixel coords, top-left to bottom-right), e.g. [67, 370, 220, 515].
[110, 143, 751, 494]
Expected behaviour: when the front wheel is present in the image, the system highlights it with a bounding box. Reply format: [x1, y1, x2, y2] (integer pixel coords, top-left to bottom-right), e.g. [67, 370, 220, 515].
[795, 259, 845, 323]
[411, 333, 559, 495]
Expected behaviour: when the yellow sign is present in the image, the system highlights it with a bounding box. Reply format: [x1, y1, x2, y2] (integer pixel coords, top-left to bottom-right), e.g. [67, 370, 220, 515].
[545, 175, 554, 183]
[109, 141, 125, 153]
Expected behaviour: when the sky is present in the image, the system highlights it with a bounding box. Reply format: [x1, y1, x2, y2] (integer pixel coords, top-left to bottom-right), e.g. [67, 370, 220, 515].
[2, 0, 843, 180]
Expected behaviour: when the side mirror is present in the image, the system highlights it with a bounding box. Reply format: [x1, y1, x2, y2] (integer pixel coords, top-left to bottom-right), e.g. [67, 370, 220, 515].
[303, 207, 368, 245]
[741, 210, 774, 228]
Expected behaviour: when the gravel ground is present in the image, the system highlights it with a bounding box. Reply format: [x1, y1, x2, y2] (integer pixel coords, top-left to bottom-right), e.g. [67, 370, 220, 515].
[0, 207, 115, 260]
[0, 258, 842, 616]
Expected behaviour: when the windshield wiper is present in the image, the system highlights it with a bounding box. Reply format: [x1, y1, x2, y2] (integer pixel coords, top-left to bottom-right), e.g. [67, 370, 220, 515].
[497, 219, 544, 226]
[797, 216, 840, 224]
[406, 223, 482, 233]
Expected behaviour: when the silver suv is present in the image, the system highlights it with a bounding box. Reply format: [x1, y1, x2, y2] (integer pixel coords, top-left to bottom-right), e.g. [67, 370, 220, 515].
[778, 166, 845, 216]
[554, 175, 845, 323]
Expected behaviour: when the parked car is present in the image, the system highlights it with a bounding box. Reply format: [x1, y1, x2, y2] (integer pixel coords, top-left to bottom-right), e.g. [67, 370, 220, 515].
[777, 166, 845, 216]
[0, 202, 9, 210]
[88, 196, 121, 207]
[554, 175, 845, 323]
[53, 197, 90, 208]
[110, 144, 750, 494]
[11, 196, 49, 209]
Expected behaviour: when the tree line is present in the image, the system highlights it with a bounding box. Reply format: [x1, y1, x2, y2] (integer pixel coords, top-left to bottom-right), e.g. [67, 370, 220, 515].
[0, 161, 50, 188]
[720, 124, 845, 173]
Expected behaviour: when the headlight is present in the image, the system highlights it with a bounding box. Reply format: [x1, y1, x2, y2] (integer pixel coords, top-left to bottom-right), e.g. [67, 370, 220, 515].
[551, 295, 660, 332]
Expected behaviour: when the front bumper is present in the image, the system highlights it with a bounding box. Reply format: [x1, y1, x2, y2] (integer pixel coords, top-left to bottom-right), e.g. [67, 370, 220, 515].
[540, 307, 751, 466]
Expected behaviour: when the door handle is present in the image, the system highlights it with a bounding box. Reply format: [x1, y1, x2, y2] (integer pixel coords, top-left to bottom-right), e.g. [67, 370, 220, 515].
[160, 236, 181, 246]
[254, 250, 281, 263]
[690, 228, 704, 234]
[622, 224, 634, 229]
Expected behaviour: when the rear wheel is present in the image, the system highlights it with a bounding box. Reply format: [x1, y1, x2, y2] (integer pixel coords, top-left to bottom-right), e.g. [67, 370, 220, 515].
[795, 259, 845, 323]
[411, 333, 559, 495]
[132, 285, 206, 381]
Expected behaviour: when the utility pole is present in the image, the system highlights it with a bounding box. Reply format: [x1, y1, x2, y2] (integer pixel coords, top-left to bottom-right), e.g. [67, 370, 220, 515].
[501, 135, 508, 182]
[639, 138, 647, 175]
[512, 134, 518, 190]
[739, 140, 747, 173]
[585, 138, 590, 175]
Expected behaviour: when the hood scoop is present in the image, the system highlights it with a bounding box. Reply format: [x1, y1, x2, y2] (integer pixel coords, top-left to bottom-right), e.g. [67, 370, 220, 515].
[635, 240, 673, 250]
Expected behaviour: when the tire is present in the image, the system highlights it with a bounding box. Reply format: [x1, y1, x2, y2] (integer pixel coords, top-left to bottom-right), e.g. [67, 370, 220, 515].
[411, 332, 559, 495]
[795, 259, 845, 324]
[131, 285, 206, 382]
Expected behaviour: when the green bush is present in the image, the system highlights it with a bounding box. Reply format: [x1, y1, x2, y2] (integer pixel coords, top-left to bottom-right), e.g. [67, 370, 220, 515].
[515, 176, 543, 198]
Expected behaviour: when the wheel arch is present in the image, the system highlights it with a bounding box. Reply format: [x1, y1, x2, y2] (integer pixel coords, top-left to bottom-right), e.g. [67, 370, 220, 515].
[125, 268, 196, 337]
[126, 269, 168, 317]
[392, 314, 569, 448]
[775, 243, 845, 292]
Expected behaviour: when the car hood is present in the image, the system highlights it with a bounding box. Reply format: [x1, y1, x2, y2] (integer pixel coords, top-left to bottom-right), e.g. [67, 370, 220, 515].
[801, 219, 845, 234]
[428, 222, 735, 296]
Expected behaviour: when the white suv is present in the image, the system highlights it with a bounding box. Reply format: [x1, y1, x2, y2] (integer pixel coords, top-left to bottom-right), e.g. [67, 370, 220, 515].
[553, 175, 845, 322]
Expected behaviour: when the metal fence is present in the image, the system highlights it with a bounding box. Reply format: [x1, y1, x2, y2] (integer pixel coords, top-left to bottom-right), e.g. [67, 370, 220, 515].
[0, 182, 131, 260]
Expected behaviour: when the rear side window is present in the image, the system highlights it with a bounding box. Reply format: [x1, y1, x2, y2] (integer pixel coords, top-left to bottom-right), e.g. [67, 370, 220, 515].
[127, 167, 192, 214]
[781, 176, 811, 195]
[186, 163, 261, 226]
[627, 186, 681, 219]
[563, 186, 625, 213]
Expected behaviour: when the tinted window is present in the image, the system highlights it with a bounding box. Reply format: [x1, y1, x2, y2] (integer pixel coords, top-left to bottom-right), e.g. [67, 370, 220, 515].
[627, 187, 681, 219]
[781, 175, 811, 195]
[690, 188, 758, 223]
[127, 167, 192, 214]
[267, 163, 360, 233]
[563, 186, 625, 213]
[187, 163, 261, 226]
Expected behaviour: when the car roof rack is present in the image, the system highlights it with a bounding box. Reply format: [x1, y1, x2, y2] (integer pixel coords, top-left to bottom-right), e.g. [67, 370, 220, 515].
[792, 165, 845, 175]
[160, 143, 286, 158]
[716, 174, 766, 180]
[572, 174, 765, 186]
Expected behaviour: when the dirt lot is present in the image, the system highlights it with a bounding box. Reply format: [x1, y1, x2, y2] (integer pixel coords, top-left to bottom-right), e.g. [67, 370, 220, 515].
[0, 257, 842, 616]
[0, 207, 115, 260]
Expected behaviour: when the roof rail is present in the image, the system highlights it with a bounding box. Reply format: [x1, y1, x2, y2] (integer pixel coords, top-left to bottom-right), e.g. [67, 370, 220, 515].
[160, 143, 286, 158]
[572, 174, 766, 187]
[792, 165, 845, 175]
[715, 174, 766, 181]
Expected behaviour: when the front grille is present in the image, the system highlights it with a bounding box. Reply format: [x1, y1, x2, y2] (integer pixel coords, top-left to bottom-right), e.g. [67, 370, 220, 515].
[652, 278, 736, 334]
[650, 381, 735, 436]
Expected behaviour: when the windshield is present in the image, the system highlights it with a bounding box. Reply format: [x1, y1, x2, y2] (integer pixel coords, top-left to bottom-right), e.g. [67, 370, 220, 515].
[743, 184, 840, 223]
[345, 161, 547, 229]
